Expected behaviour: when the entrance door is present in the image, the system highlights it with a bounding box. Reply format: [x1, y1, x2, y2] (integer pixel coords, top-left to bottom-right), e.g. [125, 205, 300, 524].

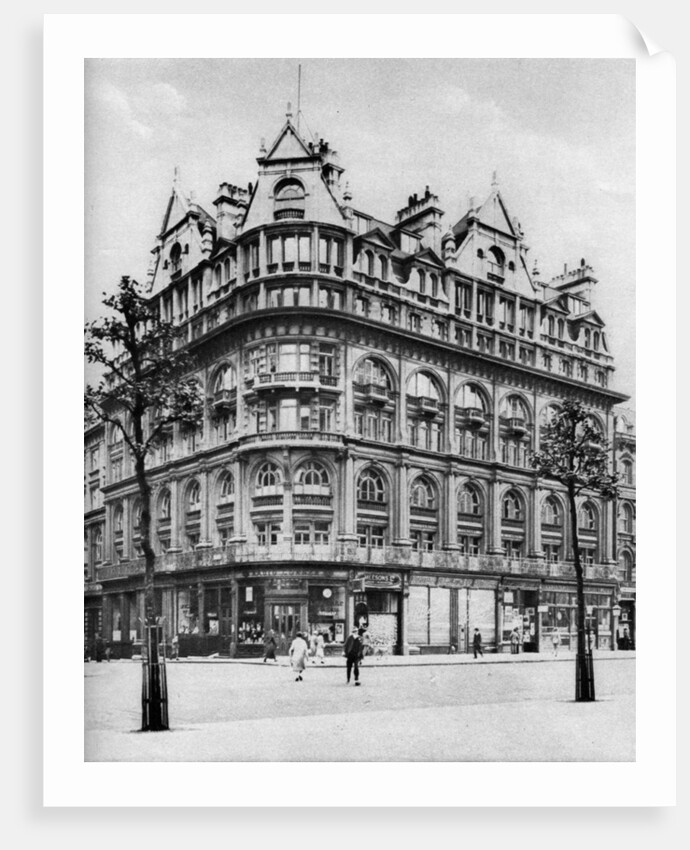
[270, 604, 302, 654]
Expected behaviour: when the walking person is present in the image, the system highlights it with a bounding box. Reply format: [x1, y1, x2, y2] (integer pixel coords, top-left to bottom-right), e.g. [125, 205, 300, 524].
[472, 628, 484, 659]
[289, 631, 309, 682]
[314, 630, 325, 664]
[551, 629, 561, 657]
[344, 627, 364, 685]
[262, 629, 278, 663]
[510, 627, 520, 655]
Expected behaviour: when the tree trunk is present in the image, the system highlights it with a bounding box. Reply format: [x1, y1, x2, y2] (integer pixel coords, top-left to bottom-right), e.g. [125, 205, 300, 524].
[568, 482, 595, 701]
[134, 452, 169, 730]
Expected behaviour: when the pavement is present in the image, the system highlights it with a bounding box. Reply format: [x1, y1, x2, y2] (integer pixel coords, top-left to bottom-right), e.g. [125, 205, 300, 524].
[84, 652, 635, 762]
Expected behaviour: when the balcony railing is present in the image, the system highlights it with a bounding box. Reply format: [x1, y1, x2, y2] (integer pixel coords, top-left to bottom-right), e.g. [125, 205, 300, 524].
[249, 371, 339, 391]
[239, 430, 343, 446]
[293, 494, 333, 507]
[408, 395, 440, 415]
[211, 388, 236, 411]
[504, 416, 528, 436]
[461, 407, 486, 428]
[354, 382, 394, 403]
[97, 548, 613, 582]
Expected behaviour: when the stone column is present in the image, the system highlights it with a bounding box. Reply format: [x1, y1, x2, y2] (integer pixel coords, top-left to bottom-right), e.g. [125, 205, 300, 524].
[487, 477, 503, 554]
[444, 468, 459, 549]
[343, 343, 355, 436]
[282, 448, 293, 543]
[393, 459, 411, 545]
[400, 577, 410, 655]
[396, 353, 406, 443]
[491, 379, 500, 463]
[234, 455, 248, 542]
[122, 495, 132, 560]
[199, 466, 212, 548]
[197, 581, 205, 635]
[338, 449, 357, 540]
[528, 482, 543, 558]
[169, 476, 181, 551]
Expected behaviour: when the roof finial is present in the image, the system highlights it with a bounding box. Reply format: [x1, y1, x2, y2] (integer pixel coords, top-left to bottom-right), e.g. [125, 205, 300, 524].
[492, 169, 498, 188]
[532, 258, 540, 279]
[173, 165, 180, 184]
[286, 101, 293, 120]
[259, 137, 267, 155]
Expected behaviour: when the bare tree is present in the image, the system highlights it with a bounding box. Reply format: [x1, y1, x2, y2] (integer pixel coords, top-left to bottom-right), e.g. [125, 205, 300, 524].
[531, 400, 619, 701]
[85, 276, 203, 729]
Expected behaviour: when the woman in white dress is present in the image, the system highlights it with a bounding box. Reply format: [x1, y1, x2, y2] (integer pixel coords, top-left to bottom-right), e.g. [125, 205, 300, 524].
[289, 632, 309, 682]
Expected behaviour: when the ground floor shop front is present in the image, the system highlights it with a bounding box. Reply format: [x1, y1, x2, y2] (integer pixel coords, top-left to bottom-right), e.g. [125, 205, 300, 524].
[93, 566, 624, 659]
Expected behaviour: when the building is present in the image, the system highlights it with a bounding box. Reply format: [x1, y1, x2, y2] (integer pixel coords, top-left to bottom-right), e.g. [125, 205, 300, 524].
[84, 111, 636, 658]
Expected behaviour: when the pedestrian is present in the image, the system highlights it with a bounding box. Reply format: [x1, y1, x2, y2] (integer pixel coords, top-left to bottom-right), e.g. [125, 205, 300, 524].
[552, 629, 561, 657]
[344, 627, 364, 685]
[622, 626, 631, 651]
[314, 630, 325, 664]
[472, 628, 483, 659]
[289, 631, 309, 681]
[309, 630, 318, 663]
[510, 627, 520, 655]
[262, 629, 278, 663]
[171, 633, 180, 661]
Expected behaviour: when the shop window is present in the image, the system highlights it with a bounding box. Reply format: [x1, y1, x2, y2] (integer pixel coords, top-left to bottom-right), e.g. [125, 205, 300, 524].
[308, 586, 346, 645]
[238, 585, 264, 643]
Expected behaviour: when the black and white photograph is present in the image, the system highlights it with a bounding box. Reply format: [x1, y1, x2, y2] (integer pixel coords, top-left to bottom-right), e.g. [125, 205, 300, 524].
[81, 55, 639, 766]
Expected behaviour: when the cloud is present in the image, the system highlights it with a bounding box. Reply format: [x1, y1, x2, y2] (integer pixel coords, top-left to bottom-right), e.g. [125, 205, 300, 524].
[89, 80, 153, 140]
[135, 82, 187, 118]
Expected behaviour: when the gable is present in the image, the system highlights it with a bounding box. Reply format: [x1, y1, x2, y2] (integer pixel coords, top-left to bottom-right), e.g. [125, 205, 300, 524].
[160, 188, 190, 236]
[264, 122, 313, 162]
[476, 190, 517, 238]
[357, 227, 397, 251]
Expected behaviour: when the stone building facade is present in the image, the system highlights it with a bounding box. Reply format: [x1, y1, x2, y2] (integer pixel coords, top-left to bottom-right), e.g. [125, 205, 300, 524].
[84, 114, 636, 658]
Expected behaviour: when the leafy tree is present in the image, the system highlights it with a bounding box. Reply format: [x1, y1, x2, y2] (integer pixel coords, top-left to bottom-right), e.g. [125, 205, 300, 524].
[531, 400, 619, 701]
[84, 276, 203, 728]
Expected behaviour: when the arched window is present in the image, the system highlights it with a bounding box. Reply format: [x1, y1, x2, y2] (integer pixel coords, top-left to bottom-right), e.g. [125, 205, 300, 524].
[94, 528, 103, 563]
[547, 316, 555, 336]
[213, 364, 236, 393]
[214, 265, 222, 288]
[295, 461, 330, 491]
[541, 496, 561, 526]
[502, 490, 523, 521]
[170, 242, 182, 271]
[430, 274, 438, 298]
[379, 255, 388, 281]
[407, 370, 441, 401]
[364, 251, 375, 277]
[501, 394, 530, 421]
[274, 179, 305, 219]
[621, 459, 634, 485]
[488, 246, 505, 267]
[619, 503, 634, 534]
[457, 382, 487, 412]
[187, 481, 201, 511]
[458, 485, 481, 515]
[584, 328, 591, 348]
[578, 503, 597, 531]
[593, 332, 600, 351]
[557, 319, 564, 339]
[113, 505, 123, 533]
[619, 551, 634, 582]
[357, 468, 386, 503]
[159, 490, 171, 520]
[132, 500, 142, 531]
[218, 471, 235, 502]
[354, 357, 392, 390]
[417, 269, 426, 294]
[256, 462, 281, 491]
[477, 249, 484, 260]
[410, 477, 436, 510]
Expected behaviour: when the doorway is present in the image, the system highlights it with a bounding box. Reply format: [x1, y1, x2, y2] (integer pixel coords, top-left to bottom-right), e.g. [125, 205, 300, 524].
[270, 603, 302, 654]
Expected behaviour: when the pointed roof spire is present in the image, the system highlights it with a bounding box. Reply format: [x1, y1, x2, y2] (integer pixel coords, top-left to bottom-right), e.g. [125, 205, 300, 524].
[286, 101, 293, 121]
[492, 169, 499, 188]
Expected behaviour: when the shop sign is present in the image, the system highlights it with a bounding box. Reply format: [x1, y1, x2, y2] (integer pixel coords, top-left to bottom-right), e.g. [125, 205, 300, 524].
[620, 586, 636, 596]
[538, 605, 549, 613]
[239, 568, 346, 580]
[85, 583, 103, 593]
[363, 572, 402, 590]
[503, 591, 514, 604]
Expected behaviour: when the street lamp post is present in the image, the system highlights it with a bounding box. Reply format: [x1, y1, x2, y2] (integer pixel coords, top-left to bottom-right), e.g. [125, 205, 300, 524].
[612, 603, 622, 652]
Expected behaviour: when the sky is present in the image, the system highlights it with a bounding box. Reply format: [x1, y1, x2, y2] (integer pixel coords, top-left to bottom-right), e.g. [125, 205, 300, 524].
[85, 58, 635, 405]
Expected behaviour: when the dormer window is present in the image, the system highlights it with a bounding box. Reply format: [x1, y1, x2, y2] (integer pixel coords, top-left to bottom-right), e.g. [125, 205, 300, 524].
[170, 242, 182, 273]
[274, 179, 305, 220]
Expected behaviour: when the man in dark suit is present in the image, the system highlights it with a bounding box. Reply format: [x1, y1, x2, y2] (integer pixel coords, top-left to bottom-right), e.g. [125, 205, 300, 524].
[473, 628, 484, 659]
[344, 628, 364, 685]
